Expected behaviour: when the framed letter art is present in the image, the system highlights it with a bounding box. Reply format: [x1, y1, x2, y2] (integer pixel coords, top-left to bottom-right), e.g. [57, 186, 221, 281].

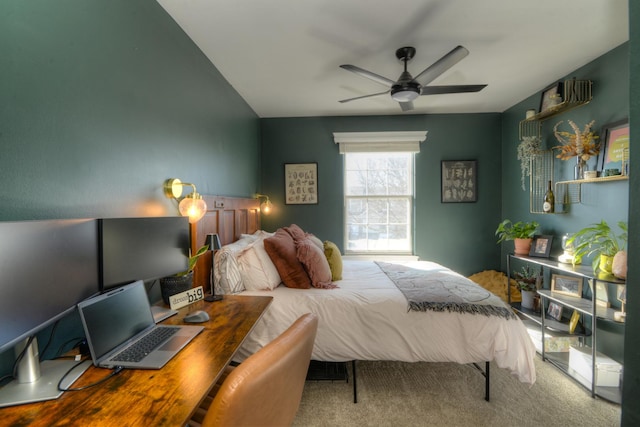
[285, 163, 318, 205]
[441, 160, 477, 203]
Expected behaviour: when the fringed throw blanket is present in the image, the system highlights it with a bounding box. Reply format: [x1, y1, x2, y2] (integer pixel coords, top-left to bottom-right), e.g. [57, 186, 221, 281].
[375, 261, 516, 320]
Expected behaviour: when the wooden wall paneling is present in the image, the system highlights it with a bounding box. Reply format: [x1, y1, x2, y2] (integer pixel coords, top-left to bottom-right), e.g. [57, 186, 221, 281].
[191, 196, 261, 290]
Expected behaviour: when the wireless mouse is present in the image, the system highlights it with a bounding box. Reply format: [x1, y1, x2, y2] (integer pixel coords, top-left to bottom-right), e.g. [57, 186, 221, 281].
[183, 310, 210, 323]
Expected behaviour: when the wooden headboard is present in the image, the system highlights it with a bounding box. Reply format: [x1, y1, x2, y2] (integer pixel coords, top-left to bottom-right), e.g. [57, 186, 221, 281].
[189, 195, 261, 289]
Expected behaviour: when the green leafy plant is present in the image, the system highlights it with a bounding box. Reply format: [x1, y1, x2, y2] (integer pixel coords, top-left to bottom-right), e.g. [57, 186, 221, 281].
[495, 219, 539, 244]
[175, 245, 209, 277]
[513, 266, 539, 292]
[567, 220, 628, 272]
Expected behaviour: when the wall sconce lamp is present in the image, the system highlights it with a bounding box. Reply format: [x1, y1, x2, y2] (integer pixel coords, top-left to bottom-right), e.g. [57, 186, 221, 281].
[164, 178, 207, 223]
[255, 194, 273, 215]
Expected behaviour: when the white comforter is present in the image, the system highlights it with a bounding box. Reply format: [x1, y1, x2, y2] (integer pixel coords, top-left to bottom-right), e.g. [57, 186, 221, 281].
[235, 260, 536, 384]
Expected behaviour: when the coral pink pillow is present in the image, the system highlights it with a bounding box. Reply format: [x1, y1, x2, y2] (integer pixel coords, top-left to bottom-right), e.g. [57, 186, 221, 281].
[296, 238, 336, 289]
[264, 229, 311, 289]
[284, 223, 306, 242]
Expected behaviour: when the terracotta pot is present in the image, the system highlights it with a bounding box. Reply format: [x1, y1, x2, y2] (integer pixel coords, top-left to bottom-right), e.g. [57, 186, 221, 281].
[612, 250, 628, 279]
[514, 238, 533, 256]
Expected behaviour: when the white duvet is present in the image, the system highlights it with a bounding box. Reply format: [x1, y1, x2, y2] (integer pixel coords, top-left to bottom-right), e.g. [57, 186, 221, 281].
[235, 260, 536, 384]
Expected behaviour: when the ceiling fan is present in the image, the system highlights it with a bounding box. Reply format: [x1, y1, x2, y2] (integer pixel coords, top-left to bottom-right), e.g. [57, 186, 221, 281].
[339, 46, 487, 111]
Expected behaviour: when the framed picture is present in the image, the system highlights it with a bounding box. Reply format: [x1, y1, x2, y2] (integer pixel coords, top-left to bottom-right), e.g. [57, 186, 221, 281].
[285, 163, 318, 205]
[569, 310, 581, 334]
[617, 285, 626, 304]
[441, 160, 477, 203]
[551, 274, 582, 298]
[547, 302, 564, 321]
[588, 280, 610, 308]
[539, 82, 564, 114]
[529, 235, 553, 258]
[597, 118, 629, 174]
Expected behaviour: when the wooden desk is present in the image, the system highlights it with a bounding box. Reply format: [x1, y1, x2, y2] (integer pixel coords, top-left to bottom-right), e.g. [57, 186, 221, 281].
[1, 295, 272, 427]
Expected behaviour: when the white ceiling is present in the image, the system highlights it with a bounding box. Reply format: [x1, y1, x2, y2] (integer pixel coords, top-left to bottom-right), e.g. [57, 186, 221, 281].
[157, 0, 629, 118]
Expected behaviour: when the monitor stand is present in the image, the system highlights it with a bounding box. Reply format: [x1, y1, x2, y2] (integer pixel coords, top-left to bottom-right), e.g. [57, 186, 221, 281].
[0, 338, 91, 408]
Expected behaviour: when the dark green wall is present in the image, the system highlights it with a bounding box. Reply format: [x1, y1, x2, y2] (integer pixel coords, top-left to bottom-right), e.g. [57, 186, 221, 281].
[0, 0, 259, 376]
[260, 114, 502, 276]
[0, 0, 260, 221]
[623, 2, 640, 425]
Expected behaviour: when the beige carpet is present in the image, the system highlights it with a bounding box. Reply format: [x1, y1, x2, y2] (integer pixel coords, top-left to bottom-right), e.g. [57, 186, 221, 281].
[294, 357, 620, 427]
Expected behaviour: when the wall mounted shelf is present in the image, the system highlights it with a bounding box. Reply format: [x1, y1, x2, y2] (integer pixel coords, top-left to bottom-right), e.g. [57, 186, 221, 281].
[556, 175, 629, 204]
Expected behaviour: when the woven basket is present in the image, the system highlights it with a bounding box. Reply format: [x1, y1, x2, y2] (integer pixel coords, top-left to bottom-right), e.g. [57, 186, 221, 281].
[160, 272, 193, 305]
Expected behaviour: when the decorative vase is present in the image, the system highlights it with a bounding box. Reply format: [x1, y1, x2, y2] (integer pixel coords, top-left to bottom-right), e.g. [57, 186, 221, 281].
[160, 271, 193, 304]
[514, 238, 533, 256]
[521, 290, 535, 310]
[574, 156, 587, 180]
[599, 254, 614, 274]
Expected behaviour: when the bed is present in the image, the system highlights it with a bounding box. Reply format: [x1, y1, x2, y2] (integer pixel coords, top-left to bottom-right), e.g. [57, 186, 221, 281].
[206, 223, 536, 402]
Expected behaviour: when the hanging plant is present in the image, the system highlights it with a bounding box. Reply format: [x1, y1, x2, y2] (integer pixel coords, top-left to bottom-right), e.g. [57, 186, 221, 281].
[517, 136, 542, 191]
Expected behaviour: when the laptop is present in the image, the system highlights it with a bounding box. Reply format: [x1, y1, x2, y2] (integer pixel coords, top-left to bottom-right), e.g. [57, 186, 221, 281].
[77, 280, 203, 370]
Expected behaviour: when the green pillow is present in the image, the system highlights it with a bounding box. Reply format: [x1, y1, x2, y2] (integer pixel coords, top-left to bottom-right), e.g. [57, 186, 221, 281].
[323, 240, 343, 281]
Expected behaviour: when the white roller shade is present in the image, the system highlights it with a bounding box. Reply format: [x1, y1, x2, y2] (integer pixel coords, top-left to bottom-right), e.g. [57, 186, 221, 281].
[333, 131, 428, 153]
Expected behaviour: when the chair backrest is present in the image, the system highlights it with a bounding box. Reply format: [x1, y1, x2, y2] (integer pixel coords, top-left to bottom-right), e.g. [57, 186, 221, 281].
[202, 313, 318, 427]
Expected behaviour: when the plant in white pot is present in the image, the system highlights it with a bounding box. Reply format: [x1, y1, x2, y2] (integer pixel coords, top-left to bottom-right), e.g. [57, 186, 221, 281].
[160, 245, 208, 304]
[513, 266, 540, 310]
[495, 219, 539, 256]
[567, 220, 628, 278]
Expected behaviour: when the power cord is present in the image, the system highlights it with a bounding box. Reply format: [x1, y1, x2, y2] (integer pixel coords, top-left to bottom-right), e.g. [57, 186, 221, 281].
[57, 362, 124, 392]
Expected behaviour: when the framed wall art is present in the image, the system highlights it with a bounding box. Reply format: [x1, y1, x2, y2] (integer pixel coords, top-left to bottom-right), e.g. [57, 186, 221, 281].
[285, 163, 318, 205]
[529, 235, 553, 258]
[539, 81, 563, 114]
[597, 118, 629, 175]
[551, 274, 582, 298]
[441, 160, 477, 203]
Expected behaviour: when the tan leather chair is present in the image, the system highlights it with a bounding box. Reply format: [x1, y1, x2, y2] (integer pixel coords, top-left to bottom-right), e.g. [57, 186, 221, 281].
[189, 313, 318, 427]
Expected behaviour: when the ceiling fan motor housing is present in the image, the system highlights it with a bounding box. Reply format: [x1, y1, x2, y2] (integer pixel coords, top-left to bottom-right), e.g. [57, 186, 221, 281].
[391, 81, 420, 102]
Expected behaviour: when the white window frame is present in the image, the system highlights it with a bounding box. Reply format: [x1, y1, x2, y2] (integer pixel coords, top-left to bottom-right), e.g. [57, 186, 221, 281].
[333, 131, 427, 256]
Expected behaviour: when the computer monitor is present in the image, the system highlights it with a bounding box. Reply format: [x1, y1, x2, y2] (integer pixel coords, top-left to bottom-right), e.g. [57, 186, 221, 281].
[99, 217, 190, 290]
[0, 219, 100, 407]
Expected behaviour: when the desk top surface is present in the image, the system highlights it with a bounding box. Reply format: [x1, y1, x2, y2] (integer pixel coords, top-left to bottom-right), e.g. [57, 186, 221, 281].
[1, 295, 272, 427]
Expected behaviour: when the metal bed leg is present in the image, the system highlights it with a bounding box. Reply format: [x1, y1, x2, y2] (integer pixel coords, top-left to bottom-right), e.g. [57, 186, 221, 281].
[472, 361, 490, 401]
[352, 360, 358, 403]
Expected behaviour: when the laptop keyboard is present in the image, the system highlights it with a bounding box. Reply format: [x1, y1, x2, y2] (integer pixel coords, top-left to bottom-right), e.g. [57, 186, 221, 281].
[112, 327, 179, 363]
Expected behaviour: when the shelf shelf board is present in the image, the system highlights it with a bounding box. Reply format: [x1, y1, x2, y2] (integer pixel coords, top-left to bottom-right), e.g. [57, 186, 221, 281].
[556, 175, 629, 185]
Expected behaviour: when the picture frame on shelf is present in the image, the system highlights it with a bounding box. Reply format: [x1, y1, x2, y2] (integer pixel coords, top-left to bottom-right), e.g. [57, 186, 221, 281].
[588, 280, 610, 308]
[539, 82, 564, 114]
[569, 310, 580, 334]
[617, 285, 626, 305]
[597, 118, 629, 175]
[441, 160, 477, 203]
[529, 235, 553, 258]
[547, 302, 564, 321]
[284, 163, 318, 205]
[551, 274, 582, 298]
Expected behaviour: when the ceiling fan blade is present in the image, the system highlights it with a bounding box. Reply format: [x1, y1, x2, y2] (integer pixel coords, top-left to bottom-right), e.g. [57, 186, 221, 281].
[413, 45, 469, 87]
[421, 84, 487, 95]
[340, 64, 396, 87]
[399, 101, 414, 112]
[339, 90, 390, 103]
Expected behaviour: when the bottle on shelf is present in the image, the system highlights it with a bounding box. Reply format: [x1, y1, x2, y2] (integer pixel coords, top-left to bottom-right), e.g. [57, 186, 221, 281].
[543, 180, 555, 213]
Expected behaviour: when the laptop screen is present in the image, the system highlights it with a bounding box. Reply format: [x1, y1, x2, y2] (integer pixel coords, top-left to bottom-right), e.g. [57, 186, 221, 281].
[79, 281, 154, 362]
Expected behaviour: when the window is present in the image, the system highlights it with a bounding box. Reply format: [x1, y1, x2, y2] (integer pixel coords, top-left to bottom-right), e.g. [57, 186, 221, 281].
[344, 152, 413, 253]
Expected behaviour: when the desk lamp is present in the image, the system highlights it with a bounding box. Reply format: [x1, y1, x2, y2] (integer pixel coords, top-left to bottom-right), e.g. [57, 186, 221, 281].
[204, 233, 222, 302]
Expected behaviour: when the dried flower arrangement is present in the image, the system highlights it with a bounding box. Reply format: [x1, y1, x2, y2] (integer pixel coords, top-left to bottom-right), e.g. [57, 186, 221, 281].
[552, 120, 600, 161]
[517, 136, 542, 191]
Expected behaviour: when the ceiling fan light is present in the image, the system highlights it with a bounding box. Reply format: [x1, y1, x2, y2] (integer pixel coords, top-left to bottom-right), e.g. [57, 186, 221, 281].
[391, 85, 420, 102]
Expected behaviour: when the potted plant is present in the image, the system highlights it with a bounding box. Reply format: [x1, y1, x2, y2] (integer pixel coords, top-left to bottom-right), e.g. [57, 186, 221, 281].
[495, 219, 539, 256]
[513, 266, 540, 310]
[567, 220, 627, 276]
[160, 245, 209, 304]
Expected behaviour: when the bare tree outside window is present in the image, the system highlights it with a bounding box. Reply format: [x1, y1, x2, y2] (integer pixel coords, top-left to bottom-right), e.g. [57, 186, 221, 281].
[344, 152, 413, 253]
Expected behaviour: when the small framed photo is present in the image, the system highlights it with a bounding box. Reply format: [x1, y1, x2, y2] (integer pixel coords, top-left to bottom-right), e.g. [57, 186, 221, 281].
[285, 163, 318, 205]
[529, 235, 553, 258]
[617, 285, 626, 304]
[597, 118, 629, 174]
[547, 302, 564, 321]
[539, 82, 564, 114]
[569, 310, 580, 334]
[588, 280, 610, 308]
[441, 160, 477, 203]
[551, 274, 582, 298]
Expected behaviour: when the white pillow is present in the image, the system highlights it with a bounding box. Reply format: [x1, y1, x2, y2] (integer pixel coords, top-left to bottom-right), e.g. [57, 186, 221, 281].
[238, 239, 282, 291]
[213, 236, 256, 294]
